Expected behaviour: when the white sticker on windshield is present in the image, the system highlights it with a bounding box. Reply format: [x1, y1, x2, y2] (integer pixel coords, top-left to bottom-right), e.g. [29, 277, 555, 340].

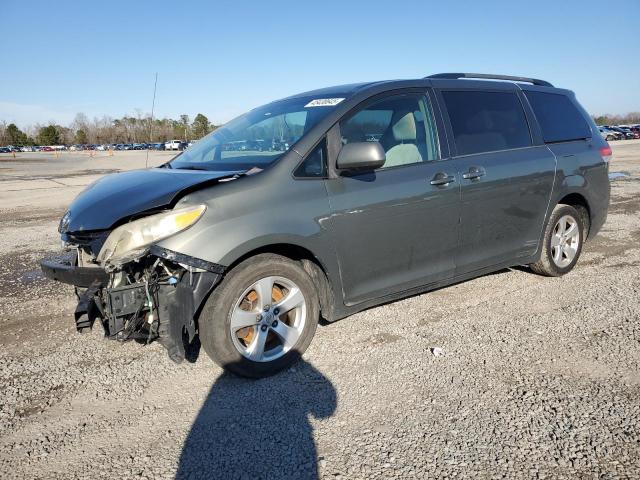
[304, 98, 345, 108]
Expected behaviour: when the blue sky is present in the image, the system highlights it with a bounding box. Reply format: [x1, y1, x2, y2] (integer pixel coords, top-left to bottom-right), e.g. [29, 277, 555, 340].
[1, 0, 638, 127]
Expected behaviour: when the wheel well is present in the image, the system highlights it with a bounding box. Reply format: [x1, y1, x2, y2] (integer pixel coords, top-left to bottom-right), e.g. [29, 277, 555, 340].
[227, 244, 336, 321]
[558, 193, 591, 237]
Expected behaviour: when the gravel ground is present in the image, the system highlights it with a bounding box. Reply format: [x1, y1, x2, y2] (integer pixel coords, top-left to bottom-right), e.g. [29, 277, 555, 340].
[0, 145, 639, 479]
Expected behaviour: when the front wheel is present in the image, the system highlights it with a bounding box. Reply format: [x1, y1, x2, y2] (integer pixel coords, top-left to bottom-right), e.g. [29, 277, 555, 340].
[199, 254, 319, 378]
[529, 204, 584, 277]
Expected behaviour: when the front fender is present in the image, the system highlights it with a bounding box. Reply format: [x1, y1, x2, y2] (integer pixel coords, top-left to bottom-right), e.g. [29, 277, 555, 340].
[154, 170, 341, 293]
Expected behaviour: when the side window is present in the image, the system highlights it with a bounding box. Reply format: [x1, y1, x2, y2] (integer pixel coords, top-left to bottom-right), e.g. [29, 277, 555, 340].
[442, 90, 532, 156]
[294, 139, 327, 178]
[339, 93, 440, 169]
[524, 91, 591, 143]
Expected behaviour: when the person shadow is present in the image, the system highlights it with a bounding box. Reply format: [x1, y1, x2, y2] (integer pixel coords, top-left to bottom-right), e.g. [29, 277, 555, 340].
[175, 358, 336, 480]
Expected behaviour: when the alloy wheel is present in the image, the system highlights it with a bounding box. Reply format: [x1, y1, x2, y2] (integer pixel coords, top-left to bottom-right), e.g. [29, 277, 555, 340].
[229, 276, 306, 362]
[550, 215, 580, 268]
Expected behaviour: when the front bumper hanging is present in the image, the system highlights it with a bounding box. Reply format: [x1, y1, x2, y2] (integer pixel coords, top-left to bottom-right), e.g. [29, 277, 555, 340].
[40, 252, 109, 287]
[40, 247, 225, 363]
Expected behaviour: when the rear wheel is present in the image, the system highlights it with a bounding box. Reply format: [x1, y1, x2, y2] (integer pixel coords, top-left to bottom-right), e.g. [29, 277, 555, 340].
[199, 254, 319, 378]
[529, 204, 584, 277]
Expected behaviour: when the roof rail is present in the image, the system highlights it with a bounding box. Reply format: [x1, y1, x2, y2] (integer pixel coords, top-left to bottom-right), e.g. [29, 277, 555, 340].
[426, 73, 553, 88]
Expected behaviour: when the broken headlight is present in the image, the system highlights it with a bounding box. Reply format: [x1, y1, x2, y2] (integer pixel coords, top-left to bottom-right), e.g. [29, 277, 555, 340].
[97, 204, 206, 268]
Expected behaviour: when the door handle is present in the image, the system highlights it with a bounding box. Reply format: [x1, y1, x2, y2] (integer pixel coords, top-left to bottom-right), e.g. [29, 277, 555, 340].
[430, 172, 456, 186]
[462, 166, 486, 180]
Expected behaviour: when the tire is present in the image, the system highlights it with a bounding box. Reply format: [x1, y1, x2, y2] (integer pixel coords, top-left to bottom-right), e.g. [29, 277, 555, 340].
[606, 135, 614, 141]
[529, 204, 584, 277]
[199, 253, 319, 378]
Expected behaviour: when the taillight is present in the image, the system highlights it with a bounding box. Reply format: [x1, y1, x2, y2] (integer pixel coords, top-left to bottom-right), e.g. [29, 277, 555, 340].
[599, 145, 612, 163]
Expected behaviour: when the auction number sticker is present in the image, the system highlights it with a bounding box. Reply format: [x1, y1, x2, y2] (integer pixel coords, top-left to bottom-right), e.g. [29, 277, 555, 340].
[305, 98, 345, 108]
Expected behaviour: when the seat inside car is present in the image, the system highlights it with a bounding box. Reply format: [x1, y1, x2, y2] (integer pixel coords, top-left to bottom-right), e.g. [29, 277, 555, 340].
[383, 112, 423, 168]
[455, 110, 507, 155]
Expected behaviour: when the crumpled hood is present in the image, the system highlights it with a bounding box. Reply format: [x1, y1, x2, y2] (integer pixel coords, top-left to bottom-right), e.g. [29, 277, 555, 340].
[63, 168, 243, 232]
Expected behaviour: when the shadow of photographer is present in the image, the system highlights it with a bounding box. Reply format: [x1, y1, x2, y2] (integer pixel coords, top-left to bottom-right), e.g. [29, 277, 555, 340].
[176, 358, 336, 480]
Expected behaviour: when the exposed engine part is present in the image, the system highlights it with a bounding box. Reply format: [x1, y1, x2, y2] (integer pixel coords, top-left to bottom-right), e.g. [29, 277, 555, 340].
[42, 246, 225, 363]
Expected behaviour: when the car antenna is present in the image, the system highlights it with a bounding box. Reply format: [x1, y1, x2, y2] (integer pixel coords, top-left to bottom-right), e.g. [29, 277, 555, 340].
[145, 72, 158, 169]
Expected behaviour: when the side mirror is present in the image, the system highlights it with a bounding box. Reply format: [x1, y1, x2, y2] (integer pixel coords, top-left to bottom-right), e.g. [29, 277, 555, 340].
[336, 142, 386, 171]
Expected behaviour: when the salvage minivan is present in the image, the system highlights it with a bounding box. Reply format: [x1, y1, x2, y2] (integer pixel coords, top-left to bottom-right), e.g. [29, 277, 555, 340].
[41, 73, 611, 378]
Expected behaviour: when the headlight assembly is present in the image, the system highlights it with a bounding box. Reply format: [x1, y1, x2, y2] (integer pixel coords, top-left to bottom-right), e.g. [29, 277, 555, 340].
[97, 204, 206, 268]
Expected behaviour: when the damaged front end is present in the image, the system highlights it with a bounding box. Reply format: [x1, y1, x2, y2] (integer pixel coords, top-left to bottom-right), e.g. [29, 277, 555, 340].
[41, 205, 224, 363]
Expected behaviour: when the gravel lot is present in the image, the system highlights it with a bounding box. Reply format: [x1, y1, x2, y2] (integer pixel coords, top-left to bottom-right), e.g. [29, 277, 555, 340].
[0, 144, 639, 479]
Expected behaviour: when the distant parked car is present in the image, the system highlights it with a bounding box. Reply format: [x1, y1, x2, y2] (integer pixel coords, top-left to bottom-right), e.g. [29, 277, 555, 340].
[626, 127, 640, 139]
[617, 126, 639, 139]
[0, 147, 10, 153]
[598, 127, 622, 141]
[598, 127, 618, 141]
[605, 126, 634, 140]
[41, 146, 54, 152]
[164, 139, 183, 151]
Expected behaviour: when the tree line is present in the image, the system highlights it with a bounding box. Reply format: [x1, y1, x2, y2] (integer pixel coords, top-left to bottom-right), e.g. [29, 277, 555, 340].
[0, 112, 217, 146]
[2, 110, 640, 147]
[592, 112, 640, 126]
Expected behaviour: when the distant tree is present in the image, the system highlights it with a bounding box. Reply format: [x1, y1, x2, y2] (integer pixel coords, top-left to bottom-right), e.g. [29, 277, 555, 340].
[6, 123, 31, 145]
[75, 129, 88, 144]
[38, 125, 61, 145]
[192, 113, 211, 139]
[57, 126, 74, 145]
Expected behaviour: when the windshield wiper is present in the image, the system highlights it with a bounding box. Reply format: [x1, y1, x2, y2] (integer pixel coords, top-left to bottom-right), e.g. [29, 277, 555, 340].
[173, 165, 212, 171]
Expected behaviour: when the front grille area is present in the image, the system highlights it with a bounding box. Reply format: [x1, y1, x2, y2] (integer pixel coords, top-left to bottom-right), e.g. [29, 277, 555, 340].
[62, 230, 110, 257]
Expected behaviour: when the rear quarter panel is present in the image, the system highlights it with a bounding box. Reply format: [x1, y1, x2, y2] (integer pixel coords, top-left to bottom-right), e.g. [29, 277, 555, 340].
[547, 140, 610, 238]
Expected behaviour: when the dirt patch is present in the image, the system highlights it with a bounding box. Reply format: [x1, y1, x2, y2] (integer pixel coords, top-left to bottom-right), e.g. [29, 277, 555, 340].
[0, 249, 60, 297]
[363, 332, 401, 346]
[609, 195, 640, 215]
[0, 207, 66, 225]
[0, 157, 47, 163]
[582, 230, 640, 266]
[0, 168, 119, 182]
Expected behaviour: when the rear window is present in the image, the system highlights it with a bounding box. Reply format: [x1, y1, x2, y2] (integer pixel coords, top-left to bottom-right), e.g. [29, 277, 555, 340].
[442, 91, 532, 156]
[524, 91, 591, 143]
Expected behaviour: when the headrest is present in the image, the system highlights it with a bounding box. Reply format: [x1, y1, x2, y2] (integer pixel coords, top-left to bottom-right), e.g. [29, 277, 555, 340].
[392, 113, 417, 141]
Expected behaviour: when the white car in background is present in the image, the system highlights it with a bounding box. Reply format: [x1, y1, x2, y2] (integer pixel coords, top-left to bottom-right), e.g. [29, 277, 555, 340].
[164, 140, 183, 151]
[598, 127, 622, 141]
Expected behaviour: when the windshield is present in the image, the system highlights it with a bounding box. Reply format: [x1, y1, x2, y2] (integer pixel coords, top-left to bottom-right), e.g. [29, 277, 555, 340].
[169, 96, 345, 171]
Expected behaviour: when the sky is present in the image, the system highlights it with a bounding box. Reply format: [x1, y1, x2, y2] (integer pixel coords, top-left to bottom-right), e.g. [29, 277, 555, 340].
[1, 0, 639, 128]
